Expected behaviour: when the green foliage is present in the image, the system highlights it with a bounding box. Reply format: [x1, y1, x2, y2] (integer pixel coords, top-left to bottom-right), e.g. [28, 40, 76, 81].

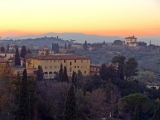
[132, 107, 139, 120]
[118, 93, 155, 120]
[152, 105, 160, 120]
[124, 57, 138, 80]
[64, 85, 77, 120]
[112, 55, 126, 80]
[17, 69, 31, 120]
[99, 64, 107, 80]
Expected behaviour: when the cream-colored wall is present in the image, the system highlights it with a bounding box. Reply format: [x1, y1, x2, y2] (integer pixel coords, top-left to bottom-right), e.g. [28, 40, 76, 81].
[27, 58, 90, 79]
[125, 38, 137, 44]
[0, 53, 15, 60]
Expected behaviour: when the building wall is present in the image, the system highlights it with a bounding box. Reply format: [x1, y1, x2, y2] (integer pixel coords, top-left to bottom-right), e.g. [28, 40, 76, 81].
[125, 38, 137, 44]
[27, 58, 90, 79]
[0, 53, 15, 60]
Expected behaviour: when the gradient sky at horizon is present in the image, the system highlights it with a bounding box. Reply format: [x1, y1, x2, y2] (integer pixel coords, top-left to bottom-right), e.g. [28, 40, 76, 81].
[0, 0, 160, 37]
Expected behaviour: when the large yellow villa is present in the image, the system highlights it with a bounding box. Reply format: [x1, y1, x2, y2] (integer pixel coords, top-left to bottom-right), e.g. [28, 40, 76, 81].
[26, 54, 90, 79]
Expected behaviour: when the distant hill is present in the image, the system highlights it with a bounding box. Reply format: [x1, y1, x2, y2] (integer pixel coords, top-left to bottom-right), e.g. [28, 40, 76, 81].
[1, 32, 160, 45]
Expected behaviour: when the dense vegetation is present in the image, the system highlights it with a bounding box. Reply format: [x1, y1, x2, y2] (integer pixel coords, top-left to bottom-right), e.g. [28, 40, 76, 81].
[0, 54, 160, 120]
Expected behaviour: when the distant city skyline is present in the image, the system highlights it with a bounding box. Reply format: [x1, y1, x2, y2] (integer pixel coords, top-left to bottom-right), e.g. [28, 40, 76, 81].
[0, 0, 160, 37]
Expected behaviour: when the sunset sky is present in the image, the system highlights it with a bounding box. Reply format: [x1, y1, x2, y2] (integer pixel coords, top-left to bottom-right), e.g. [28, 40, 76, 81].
[0, 0, 160, 37]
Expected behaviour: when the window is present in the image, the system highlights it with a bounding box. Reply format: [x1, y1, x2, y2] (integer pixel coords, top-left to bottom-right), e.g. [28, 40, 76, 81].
[54, 66, 57, 69]
[84, 71, 86, 74]
[77, 66, 79, 68]
[70, 67, 72, 72]
[50, 66, 52, 69]
[45, 66, 47, 69]
[54, 60, 56, 62]
[50, 60, 52, 63]
[81, 60, 83, 63]
[74, 66, 76, 68]
[70, 62, 72, 66]
[75, 60, 76, 63]
[64, 60, 66, 63]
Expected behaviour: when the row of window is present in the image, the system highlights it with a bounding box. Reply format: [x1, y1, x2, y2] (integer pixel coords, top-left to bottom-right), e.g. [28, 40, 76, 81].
[44, 65, 87, 69]
[43, 60, 88, 63]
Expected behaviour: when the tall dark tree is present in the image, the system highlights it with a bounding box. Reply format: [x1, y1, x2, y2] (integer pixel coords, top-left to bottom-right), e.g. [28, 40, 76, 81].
[59, 64, 63, 80]
[61, 66, 69, 82]
[57, 43, 59, 53]
[112, 55, 126, 80]
[152, 105, 160, 120]
[7, 44, 9, 51]
[45, 49, 49, 55]
[68, 44, 71, 49]
[17, 69, 31, 120]
[124, 57, 138, 80]
[20, 46, 27, 58]
[99, 64, 107, 80]
[1, 46, 5, 52]
[65, 43, 67, 49]
[83, 41, 88, 50]
[27, 47, 32, 54]
[71, 71, 77, 89]
[15, 47, 21, 66]
[36, 66, 44, 81]
[64, 85, 77, 120]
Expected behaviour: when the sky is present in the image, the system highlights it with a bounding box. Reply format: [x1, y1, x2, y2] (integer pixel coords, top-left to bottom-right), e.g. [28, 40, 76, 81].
[0, 0, 160, 37]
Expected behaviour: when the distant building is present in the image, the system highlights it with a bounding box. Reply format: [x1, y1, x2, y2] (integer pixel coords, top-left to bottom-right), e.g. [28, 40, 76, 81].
[90, 65, 100, 75]
[26, 54, 90, 79]
[0, 52, 15, 60]
[125, 36, 138, 46]
[38, 45, 54, 56]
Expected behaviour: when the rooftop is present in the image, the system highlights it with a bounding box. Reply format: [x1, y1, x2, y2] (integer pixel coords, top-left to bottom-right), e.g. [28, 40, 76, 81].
[32, 54, 90, 60]
[125, 36, 137, 39]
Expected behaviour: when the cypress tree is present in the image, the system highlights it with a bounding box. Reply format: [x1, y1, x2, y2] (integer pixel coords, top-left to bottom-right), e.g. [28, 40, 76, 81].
[20, 46, 27, 58]
[17, 69, 31, 120]
[65, 43, 67, 49]
[15, 47, 21, 66]
[57, 43, 59, 53]
[99, 64, 107, 80]
[64, 85, 77, 120]
[59, 64, 63, 80]
[1, 47, 5, 51]
[83, 41, 88, 50]
[36, 66, 44, 81]
[7, 44, 9, 51]
[71, 71, 77, 89]
[61, 66, 69, 82]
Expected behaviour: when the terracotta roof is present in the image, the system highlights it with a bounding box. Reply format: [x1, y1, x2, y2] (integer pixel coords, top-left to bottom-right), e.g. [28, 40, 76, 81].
[0, 59, 11, 63]
[13, 67, 37, 70]
[90, 65, 100, 68]
[32, 54, 90, 60]
[8, 57, 24, 60]
[0, 52, 15, 54]
[125, 36, 137, 39]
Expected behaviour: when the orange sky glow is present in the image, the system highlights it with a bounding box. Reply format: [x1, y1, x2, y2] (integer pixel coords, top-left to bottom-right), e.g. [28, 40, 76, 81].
[0, 0, 160, 37]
